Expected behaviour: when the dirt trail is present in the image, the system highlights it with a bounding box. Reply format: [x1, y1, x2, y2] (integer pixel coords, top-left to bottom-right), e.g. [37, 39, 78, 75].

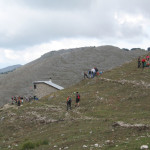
[0, 103, 18, 111]
[101, 77, 150, 89]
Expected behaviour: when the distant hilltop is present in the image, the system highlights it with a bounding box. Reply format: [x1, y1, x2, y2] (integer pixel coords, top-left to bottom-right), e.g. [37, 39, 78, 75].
[0, 64, 22, 74]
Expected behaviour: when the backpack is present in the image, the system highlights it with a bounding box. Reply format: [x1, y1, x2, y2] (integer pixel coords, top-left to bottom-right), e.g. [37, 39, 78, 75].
[69, 98, 72, 102]
[77, 94, 80, 99]
[67, 97, 71, 102]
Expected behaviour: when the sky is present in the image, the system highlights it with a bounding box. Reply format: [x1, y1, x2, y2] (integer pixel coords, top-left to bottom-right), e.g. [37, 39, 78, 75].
[0, 0, 150, 68]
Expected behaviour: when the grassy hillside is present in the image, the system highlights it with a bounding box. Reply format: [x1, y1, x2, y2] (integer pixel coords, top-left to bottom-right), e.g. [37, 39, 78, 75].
[0, 46, 148, 107]
[0, 54, 150, 150]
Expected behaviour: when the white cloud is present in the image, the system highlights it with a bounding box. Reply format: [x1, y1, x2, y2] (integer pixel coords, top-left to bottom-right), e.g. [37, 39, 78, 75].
[0, 38, 101, 68]
[0, 0, 150, 68]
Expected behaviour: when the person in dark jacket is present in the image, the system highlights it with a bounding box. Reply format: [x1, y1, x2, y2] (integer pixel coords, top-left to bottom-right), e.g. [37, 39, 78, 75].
[75, 92, 80, 107]
[67, 96, 72, 111]
[84, 72, 89, 79]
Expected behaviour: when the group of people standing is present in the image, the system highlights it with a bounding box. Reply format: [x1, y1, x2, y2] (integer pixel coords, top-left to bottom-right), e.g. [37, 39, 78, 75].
[138, 55, 150, 68]
[66, 92, 80, 111]
[84, 67, 103, 79]
[11, 96, 24, 106]
[11, 96, 33, 106]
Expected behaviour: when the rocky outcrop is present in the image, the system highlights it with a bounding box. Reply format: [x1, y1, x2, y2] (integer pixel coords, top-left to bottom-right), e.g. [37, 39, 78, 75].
[113, 121, 150, 131]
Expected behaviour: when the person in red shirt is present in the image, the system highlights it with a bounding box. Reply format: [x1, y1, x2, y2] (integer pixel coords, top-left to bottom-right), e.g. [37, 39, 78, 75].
[142, 58, 146, 68]
[146, 55, 149, 61]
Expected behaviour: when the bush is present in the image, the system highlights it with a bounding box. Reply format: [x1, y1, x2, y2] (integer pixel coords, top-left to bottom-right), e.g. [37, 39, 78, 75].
[41, 139, 49, 145]
[35, 139, 49, 147]
[22, 139, 49, 150]
[21, 141, 35, 150]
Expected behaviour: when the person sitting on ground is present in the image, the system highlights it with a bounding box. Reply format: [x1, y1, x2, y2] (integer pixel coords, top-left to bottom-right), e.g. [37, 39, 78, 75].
[99, 71, 103, 75]
[66, 96, 72, 111]
[75, 92, 80, 107]
[84, 72, 89, 79]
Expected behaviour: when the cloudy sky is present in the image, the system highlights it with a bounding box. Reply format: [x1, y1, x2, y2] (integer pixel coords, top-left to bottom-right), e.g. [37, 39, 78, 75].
[0, 0, 150, 68]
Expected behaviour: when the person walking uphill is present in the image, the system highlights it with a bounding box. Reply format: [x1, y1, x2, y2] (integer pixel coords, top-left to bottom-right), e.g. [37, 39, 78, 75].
[75, 92, 80, 107]
[67, 96, 72, 111]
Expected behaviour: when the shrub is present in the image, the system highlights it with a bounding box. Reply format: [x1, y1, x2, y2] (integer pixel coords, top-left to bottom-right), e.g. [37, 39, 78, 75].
[35, 139, 49, 147]
[22, 139, 49, 150]
[21, 141, 35, 150]
[41, 139, 49, 145]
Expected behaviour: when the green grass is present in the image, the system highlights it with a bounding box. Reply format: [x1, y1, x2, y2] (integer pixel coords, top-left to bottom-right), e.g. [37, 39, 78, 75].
[21, 139, 49, 150]
[1, 55, 150, 149]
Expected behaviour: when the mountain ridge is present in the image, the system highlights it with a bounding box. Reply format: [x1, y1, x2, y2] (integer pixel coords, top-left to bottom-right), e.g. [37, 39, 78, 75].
[0, 64, 22, 74]
[0, 45, 148, 107]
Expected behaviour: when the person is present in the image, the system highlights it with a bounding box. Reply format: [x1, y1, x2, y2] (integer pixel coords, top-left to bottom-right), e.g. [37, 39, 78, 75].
[91, 68, 96, 78]
[14, 96, 17, 104]
[66, 96, 72, 111]
[138, 56, 141, 68]
[146, 55, 149, 61]
[88, 70, 92, 78]
[29, 96, 32, 102]
[17, 96, 21, 106]
[94, 67, 98, 73]
[99, 71, 103, 75]
[75, 92, 80, 107]
[142, 58, 146, 68]
[84, 72, 89, 79]
[11, 96, 14, 105]
[146, 59, 150, 67]
[21, 96, 24, 104]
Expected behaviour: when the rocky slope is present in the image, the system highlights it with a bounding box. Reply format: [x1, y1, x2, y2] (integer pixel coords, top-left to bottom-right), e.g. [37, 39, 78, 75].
[0, 45, 148, 106]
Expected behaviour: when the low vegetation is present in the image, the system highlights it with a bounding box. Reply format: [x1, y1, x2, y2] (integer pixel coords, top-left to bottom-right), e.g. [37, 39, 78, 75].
[0, 54, 150, 149]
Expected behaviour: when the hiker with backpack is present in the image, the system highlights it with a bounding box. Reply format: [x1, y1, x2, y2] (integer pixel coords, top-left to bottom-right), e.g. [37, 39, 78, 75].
[66, 96, 72, 111]
[75, 92, 80, 107]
